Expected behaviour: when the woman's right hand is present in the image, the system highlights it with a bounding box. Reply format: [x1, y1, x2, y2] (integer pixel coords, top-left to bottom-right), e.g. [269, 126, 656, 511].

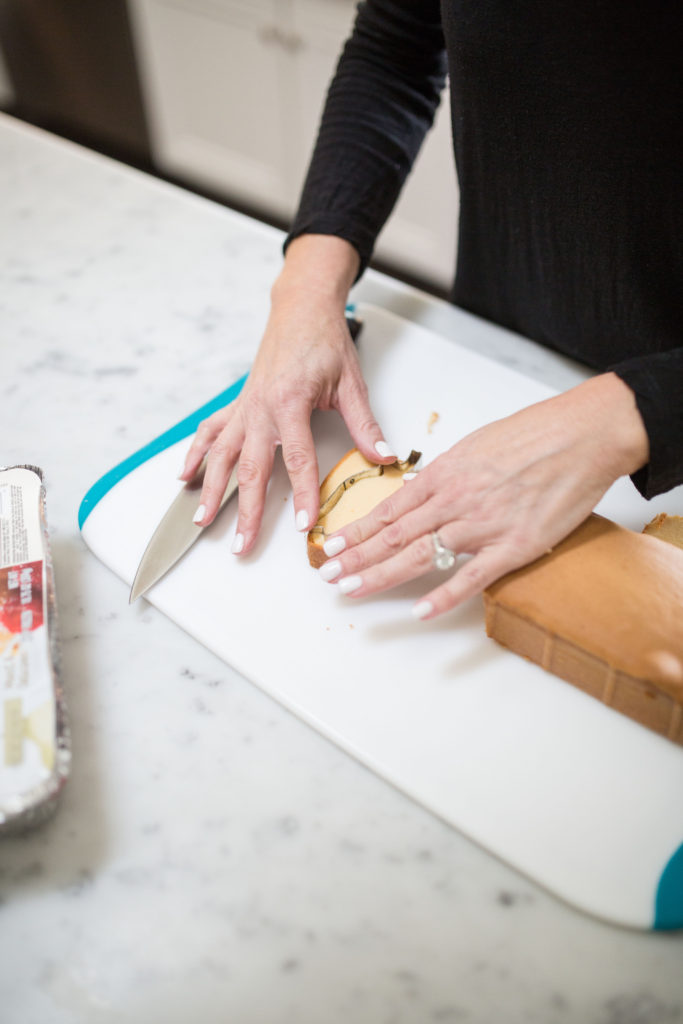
[179, 235, 394, 555]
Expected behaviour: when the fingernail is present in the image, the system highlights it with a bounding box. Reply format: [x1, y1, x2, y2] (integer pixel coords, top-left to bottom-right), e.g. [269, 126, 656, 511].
[319, 559, 342, 582]
[295, 510, 309, 531]
[375, 440, 396, 459]
[412, 600, 433, 620]
[178, 466, 187, 480]
[193, 504, 206, 525]
[339, 575, 363, 595]
[402, 472, 418, 482]
[231, 532, 244, 554]
[323, 536, 346, 557]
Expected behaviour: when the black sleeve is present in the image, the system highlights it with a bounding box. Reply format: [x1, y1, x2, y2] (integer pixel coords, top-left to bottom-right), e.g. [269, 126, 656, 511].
[284, 0, 447, 277]
[610, 350, 683, 499]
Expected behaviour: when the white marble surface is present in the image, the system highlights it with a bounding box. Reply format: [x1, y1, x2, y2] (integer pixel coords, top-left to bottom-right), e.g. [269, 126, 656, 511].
[0, 113, 681, 1024]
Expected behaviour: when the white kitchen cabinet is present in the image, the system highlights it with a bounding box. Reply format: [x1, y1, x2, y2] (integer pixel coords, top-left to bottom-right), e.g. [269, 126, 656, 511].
[128, 0, 458, 289]
[128, 0, 296, 217]
[287, 0, 359, 186]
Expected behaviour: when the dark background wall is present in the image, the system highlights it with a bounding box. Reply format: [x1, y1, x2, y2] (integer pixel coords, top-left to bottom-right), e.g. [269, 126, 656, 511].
[0, 0, 150, 163]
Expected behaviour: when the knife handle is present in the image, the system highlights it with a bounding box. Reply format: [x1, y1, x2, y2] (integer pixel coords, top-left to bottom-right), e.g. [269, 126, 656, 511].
[346, 313, 363, 343]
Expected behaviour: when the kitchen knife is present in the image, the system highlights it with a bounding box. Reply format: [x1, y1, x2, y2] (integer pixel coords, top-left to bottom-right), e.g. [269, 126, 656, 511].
[129, 460, 238, 603]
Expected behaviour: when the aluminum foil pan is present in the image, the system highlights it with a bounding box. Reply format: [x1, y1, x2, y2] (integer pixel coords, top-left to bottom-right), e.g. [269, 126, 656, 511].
[0, 465, 70, 832]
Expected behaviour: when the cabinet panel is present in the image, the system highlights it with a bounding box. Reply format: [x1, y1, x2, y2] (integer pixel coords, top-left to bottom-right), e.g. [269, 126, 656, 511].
[289, 0, 356, 189]
[130, 0, 294, 216]
[130, 0, 459, 288]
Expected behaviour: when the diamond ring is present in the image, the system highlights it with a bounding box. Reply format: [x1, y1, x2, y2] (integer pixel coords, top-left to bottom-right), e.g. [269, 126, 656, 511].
[431, 531, 456, 571]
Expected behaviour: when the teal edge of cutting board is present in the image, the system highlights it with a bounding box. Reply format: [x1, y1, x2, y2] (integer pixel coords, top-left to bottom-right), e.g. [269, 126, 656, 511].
[76, 306, 683, 933]
[78, 371, 248, 528]
[654, 843, 683, 930]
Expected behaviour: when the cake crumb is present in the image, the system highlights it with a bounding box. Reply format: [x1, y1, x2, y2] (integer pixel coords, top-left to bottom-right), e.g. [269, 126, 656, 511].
[427, 411, 440, 434]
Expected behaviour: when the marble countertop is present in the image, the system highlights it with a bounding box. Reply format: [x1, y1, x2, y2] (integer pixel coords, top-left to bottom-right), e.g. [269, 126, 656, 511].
[1, 113, 681, 1024]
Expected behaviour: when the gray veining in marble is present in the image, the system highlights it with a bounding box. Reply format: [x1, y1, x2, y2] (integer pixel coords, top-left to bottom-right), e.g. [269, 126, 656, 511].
[0, 113, 681, 1024]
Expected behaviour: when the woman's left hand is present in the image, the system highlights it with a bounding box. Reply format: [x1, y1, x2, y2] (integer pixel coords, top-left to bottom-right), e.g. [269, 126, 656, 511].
[318, 372, 650, 619]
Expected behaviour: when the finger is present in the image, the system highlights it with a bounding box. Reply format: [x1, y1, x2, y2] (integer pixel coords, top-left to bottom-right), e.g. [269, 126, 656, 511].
[411, 546, 518, 620]
[180, 407, 233, 481]
[279, 416, 320, 533]
[232, 434, 277, 555]
[320, 497, 458, 582]
[325, 471, 433, 558]
[334, 530, 445, 599]
[194, 424, 242, 527]
[335, 371, 396, 464]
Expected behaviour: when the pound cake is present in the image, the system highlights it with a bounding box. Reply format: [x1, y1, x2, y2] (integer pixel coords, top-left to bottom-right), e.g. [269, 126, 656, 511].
[307, 448, 420, 568]
[484, 514, 683, 744]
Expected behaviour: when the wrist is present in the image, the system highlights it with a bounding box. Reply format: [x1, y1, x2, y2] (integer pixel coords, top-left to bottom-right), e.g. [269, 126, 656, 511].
[272, 234, 360, 311]
[577, 372, 650, 477]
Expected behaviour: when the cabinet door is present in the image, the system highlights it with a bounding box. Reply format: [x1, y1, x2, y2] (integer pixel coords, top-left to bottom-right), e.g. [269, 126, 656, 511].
[130, 0, 295, 217]
[291, 0, 458, 291]
[288, 0, 356, 190]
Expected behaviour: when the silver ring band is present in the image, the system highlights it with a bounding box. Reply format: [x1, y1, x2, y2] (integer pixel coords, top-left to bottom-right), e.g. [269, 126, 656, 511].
[431, 531, 456, 571]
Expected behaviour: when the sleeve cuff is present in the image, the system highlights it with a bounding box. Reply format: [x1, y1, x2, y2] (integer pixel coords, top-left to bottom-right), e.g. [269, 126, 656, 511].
[611, 351, 683, 499]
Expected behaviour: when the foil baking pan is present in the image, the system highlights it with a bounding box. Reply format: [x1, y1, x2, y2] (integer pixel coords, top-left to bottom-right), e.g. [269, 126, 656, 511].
[0, 465, 70, 832]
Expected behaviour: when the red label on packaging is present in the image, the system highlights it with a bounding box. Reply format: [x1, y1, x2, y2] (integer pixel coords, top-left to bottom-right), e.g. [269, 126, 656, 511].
[0, 560, 44, 637]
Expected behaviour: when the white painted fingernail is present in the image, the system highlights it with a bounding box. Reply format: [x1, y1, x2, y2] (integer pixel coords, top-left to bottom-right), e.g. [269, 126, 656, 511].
[295, 510, 309, 531]
[231, 532, 244, 554]
[375, 440, 396, 459]
[402, 472, 418, 482]
[339, 575, 363, 595]
[178, 466, 187, 479]
[324, 536, 346, 557]
[412, 600, 433, 620]
[193, 504, 206, 525]
[319, 559, 342, 582]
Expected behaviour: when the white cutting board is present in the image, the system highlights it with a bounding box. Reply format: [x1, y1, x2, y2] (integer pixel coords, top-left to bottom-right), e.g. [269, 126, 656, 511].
[80, 305, 683, 931]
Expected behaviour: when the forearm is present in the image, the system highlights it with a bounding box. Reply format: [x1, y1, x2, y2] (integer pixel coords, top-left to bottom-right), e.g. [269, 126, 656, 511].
[285, 0, 447, 276]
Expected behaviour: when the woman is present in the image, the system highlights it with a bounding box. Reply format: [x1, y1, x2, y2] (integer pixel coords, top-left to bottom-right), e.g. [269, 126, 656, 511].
[181, 0, 682, 620]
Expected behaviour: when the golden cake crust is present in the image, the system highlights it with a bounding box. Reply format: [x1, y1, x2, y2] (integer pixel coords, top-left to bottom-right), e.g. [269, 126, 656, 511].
[484, 514, 683, 743]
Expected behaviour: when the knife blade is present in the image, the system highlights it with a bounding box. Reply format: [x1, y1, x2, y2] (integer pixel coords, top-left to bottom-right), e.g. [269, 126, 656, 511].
[129, 461, 238, 603]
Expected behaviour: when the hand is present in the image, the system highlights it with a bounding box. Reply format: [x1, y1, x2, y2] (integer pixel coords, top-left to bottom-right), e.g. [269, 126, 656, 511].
[179, 236, 394, 554]
[318, 372, 650, 618]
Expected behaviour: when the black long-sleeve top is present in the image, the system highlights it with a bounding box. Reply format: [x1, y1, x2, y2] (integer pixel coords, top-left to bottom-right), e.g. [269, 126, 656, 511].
[286, 0, 683, 498]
